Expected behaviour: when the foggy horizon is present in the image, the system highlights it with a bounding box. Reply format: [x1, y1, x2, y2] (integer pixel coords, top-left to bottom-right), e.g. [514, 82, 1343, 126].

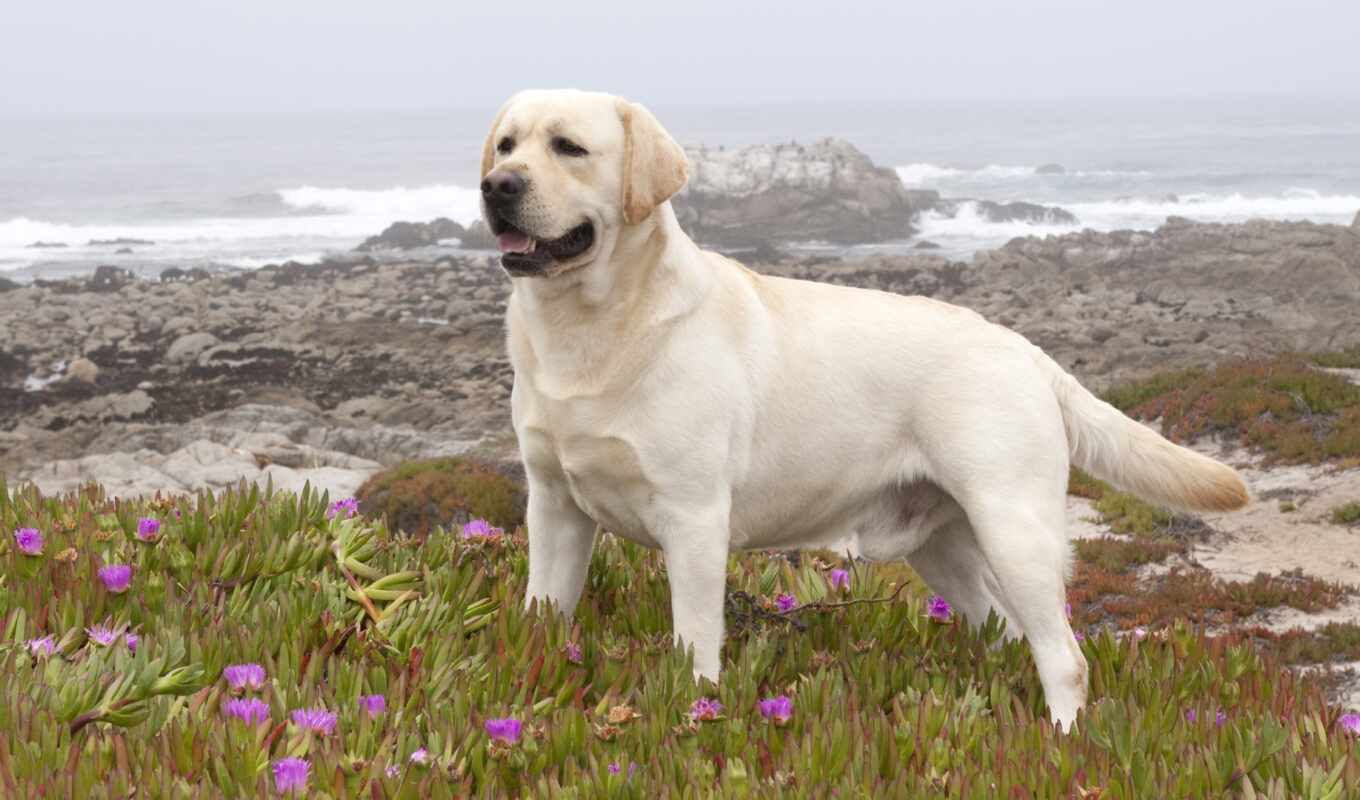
[6, 0, 1360, 116]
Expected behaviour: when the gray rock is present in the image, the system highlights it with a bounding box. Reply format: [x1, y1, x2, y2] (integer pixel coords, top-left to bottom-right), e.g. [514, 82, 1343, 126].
[673, 138, 918, 246]
[356, 218, 465, 251]
[166, 332, 220, 364]
[1035, 163, 1066, 175]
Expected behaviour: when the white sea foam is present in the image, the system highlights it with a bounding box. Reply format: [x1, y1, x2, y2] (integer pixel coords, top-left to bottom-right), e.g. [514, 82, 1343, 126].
[0, 184, 484, 272]
[896, 162, 1153, 186]
[912, 191, 1360, 256]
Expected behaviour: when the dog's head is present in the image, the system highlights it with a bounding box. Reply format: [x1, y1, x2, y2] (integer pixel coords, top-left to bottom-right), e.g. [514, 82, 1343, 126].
[480, 90, 689, 278]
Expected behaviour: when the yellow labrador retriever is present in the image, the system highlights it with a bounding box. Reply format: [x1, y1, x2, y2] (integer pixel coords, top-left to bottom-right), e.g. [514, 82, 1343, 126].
[480, 89, 1248, 729]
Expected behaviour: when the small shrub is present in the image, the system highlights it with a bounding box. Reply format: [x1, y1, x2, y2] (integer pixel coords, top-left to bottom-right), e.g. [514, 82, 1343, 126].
[1102, 352, 1360, 464]
[356, 456, 526, 536]
[1332, 502, 1360, 526]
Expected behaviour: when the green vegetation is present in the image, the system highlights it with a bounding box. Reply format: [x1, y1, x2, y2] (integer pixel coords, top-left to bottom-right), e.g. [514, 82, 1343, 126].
[356, 456, 525, 538]
[4, 479, 1360, 797]
[1332, 502, 1360, 526]
[1102, 352, 1360, 465]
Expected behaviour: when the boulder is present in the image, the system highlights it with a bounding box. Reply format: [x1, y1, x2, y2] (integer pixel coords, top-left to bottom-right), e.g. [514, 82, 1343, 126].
[673, 138, 920, 246]
[89, 238, 155, 246]
[89, 266, 133, 292]
[166, 332, 220, 364]
[356, 218, 465, 251]
[936, 199, 1078, 225]
[457, 219, 498, 249]
[26, 241, 67, 249]
[1035, 163, 1066, 175]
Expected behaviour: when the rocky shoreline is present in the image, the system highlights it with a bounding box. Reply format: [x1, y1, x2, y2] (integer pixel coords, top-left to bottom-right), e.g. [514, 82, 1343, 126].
[3, 211, 1359, 498]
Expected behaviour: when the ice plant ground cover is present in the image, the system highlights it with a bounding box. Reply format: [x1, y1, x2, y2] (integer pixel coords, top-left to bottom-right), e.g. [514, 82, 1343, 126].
[2, 479, 1359, 797]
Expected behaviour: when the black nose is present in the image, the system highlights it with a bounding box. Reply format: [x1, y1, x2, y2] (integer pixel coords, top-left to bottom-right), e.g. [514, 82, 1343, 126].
[481, 171, 526, 205]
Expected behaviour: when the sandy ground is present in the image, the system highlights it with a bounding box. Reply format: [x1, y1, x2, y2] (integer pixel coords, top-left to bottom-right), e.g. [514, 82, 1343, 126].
[1067, 437, 1360, 710]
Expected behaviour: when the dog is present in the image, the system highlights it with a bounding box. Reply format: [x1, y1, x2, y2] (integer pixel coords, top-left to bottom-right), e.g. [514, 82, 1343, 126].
[480, 89, 1249, 729]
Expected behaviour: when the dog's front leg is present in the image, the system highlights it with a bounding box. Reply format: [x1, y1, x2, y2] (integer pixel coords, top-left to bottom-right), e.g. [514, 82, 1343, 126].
[523, 477, 597, 618]
[662, 524, 731, 683]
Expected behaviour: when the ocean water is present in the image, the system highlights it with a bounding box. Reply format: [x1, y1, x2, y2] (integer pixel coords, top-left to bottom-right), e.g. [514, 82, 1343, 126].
[3, 96, 1359, 276]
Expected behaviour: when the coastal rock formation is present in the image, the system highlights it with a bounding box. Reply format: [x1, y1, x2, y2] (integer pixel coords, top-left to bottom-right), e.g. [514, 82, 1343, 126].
[4, 216, 1359, 497]
[933, 198, 1078, 225]
[356, 218, 466, 251]
[671, 138, 926, 246]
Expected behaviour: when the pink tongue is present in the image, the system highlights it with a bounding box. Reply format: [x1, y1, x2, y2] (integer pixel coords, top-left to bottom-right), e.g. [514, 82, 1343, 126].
[497, 231, 532, 253]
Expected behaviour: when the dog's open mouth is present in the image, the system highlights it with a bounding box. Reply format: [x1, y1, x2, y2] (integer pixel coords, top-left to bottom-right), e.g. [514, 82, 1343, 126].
[492, 217, 596, 275]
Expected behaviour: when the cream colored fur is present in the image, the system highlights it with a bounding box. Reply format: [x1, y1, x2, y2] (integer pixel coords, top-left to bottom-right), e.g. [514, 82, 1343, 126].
[481, 89, 1249, 730]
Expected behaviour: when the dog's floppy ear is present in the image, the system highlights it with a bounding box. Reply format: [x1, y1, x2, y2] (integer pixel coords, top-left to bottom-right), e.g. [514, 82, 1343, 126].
[617, 99, 689, 224]
[481, 98, 514, 178]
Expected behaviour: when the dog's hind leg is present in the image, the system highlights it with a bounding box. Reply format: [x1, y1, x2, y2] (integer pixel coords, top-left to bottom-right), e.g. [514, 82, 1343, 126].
[961, 496, 1087, 731]
[907, 518, 1021, 641]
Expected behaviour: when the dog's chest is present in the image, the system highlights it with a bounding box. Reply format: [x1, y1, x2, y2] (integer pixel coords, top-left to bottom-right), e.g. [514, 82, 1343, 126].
[517, 394, 662, 548]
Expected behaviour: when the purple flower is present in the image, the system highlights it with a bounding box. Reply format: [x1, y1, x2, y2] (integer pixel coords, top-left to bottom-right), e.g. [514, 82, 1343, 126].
[326, 497, 359, 520]
[828, 569, 850, 591]
[1339, 713, 1360, 734]
[86, 624, 120, 647]
[926, 595, 952, 622]
[608, 761, 622, 775]
[223, 663, 267, 692]
[359, 694, 386, 718]
[1132, 627, 1148, 641]
[28, 635, 56, 658]
[757, 695, 794, 725]
[774, 593, 798, 613]
[272, 757, 310, 794]
[1185, 709, 1197, 723]
[223, 697, 271, 726]
[462, 519, 504, 539]
[484, 717, 523, 745]
[385, 764, 402, 778]
[98, 564, 133, 594]
[290, 707, 337, 735]
[1074, 630, 1085, 642]
[564, 641, 583, 664]
[126, 632, 140, 654]
[14, 527, 43, 556]
[409, 747, 429, 765]
[1215, 709, 1227, 727]
[1064, 602, 1072, 619]
[136, 517, 161, 542]
[689, 697, 724, 721]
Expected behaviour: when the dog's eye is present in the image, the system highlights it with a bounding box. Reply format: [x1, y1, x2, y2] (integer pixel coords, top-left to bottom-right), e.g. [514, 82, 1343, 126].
[552, 136, 589, 157]
[496, 137, 515, 155]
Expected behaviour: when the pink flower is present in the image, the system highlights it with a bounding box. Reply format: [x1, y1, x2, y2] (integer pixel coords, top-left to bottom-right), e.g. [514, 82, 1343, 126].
[926, 595, 952, 622]
[126, 632, 140, 654]
[327, 498, 359, 520]
[136, 517, 161, 542]
[359, 694, 386, 718]
[462, 519, 504, 539]
[14, 527, 43, 556]
[98, 564, 133, 593]
[86, 624, 120, 647]
[223, 663, 267, 692]
[828, 569, 850, 591]
[272, 757, 310, 794]
[689, 697, 724, 721]
[484, 717, 522, 745]
[757, 695, 794, 725]
[223, 698, 271, 726]
[28, 635, 57, 658]
[1339, 713, 1360, 734]
[409, 747, 429, 764]
[290, 707, 337, 735]
[774, 593, 798, 613]
[564, 641, 583, 664]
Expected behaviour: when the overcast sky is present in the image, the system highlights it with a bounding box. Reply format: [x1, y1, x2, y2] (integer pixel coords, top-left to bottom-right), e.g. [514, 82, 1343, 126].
[4, 0, 1358, 115]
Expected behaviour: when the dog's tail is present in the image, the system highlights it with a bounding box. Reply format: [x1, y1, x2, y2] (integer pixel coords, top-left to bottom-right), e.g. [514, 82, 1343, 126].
[1040, 353, 1249, 512]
